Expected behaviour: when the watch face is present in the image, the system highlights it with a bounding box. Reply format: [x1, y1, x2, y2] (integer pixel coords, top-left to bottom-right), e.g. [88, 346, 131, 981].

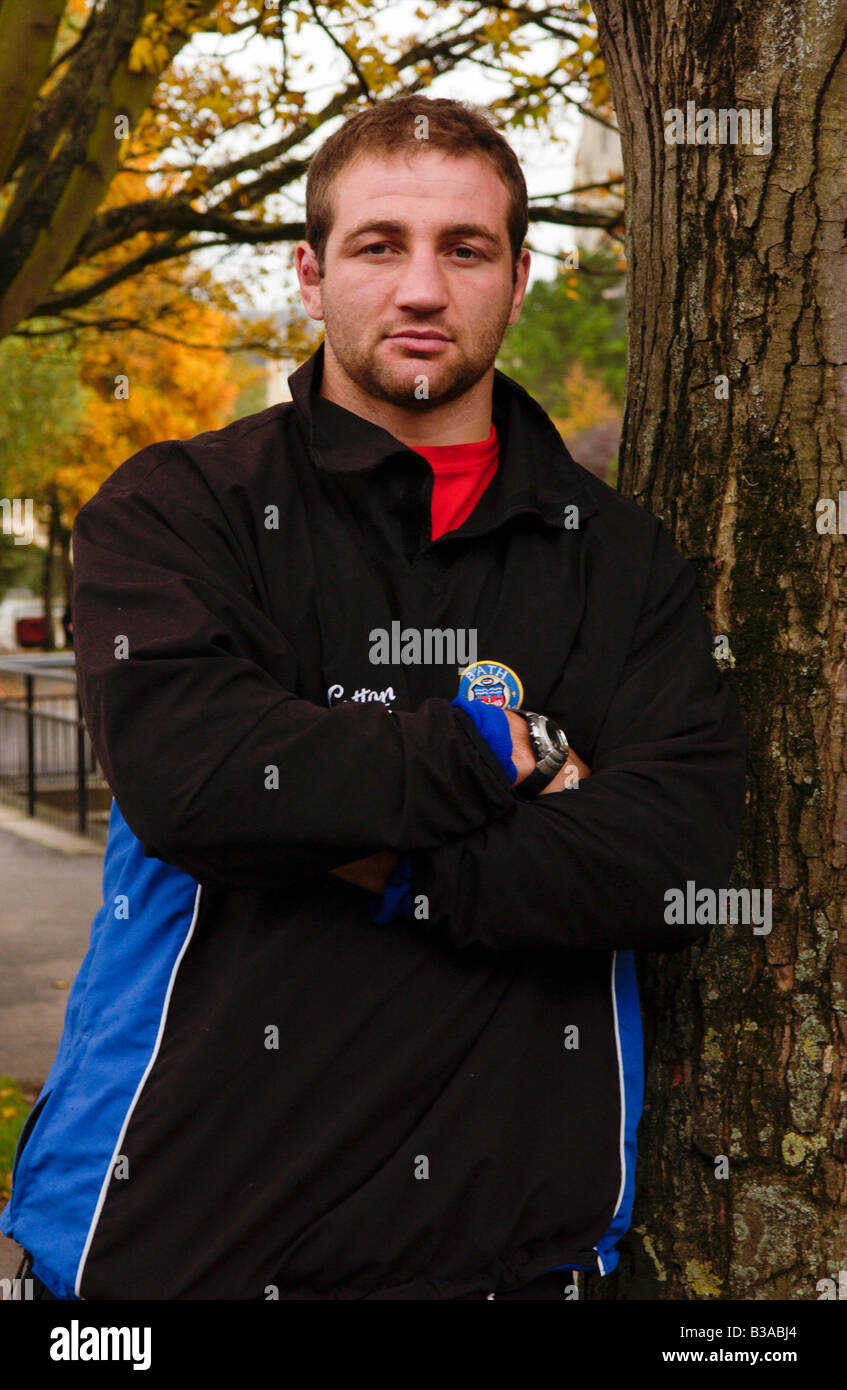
[521, 711, 568, 767]
[540, 717, 569, 758]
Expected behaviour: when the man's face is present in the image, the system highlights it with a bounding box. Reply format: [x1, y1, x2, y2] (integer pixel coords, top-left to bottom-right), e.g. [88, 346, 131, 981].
[296, 149, 530, 410]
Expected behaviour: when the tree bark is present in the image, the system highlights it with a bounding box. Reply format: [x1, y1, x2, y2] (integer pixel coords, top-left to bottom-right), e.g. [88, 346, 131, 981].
[591, 0, 847, 1299]
[0, 0, 65, 187]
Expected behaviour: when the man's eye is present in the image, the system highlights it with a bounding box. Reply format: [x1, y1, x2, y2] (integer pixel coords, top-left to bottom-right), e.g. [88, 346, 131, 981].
[359, 244, 480, 258]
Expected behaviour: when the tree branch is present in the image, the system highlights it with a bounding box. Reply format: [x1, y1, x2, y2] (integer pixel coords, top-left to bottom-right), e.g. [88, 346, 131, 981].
[33, 234, 225, 315]
[307, 0, 374, 103]
[0, 0, 66, 187]
[529, 177, 624, 200]
[11, 314, 294, 357]
[528, 204, 625, 230]
[1, 0, 614, 336]
[77, 11, 516, 261]
[0, 0, 219, 333]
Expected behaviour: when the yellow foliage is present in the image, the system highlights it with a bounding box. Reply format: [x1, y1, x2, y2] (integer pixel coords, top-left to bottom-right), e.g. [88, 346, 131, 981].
[551, 361, 619, 437]
[127, 34, 172, 75]
[50, 269, 263, 512]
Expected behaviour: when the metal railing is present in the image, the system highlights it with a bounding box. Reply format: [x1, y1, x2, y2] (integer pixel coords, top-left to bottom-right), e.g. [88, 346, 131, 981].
[0, 654, 110, 843]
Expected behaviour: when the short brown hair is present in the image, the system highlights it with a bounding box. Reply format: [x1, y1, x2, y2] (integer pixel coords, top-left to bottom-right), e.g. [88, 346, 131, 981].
[304, 94, 528, 281]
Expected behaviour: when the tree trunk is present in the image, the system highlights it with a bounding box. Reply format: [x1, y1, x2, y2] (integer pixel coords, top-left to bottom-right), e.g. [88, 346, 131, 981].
[0, 0, 219, 337]
[591, 0, 847, 1299]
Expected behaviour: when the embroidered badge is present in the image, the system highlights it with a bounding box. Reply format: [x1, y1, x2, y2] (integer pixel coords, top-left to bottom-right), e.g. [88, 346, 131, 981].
[457, 660, 524, 709]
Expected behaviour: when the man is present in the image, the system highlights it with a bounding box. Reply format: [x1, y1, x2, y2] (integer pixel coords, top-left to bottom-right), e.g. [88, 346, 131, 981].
[2, 95, 745, 1300]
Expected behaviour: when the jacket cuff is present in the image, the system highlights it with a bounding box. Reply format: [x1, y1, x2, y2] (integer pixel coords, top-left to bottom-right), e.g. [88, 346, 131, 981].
[450, 704, 516, 795]
[369, 851, 414, 924]
[450, 696, 517, 783]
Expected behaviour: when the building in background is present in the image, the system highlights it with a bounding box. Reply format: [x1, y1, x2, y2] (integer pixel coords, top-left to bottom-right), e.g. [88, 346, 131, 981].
[571, 114, 624, 254]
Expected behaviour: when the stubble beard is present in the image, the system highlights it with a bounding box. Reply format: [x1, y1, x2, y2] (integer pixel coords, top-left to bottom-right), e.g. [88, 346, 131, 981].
[321, 292, 514, 411]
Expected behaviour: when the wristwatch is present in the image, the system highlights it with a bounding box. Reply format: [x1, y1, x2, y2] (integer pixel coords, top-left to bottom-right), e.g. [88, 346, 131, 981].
[513, 710, 570, 800]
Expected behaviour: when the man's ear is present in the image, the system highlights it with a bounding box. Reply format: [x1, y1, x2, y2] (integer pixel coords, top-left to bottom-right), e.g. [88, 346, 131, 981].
[295, 241, 324, 321]
[507, 247, 532, 327]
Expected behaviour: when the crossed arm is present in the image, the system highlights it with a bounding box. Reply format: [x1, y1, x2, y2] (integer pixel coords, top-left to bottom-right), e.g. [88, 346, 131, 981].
[71, 451, 746, 953]
[330, 716, 592, 892]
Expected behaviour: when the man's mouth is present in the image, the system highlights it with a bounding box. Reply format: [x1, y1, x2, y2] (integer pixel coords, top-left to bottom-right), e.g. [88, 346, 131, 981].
[386, 330, 452, 351]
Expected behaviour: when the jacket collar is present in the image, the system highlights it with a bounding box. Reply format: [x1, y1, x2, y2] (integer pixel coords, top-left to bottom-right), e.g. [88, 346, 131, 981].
[287, 341, 597, 533]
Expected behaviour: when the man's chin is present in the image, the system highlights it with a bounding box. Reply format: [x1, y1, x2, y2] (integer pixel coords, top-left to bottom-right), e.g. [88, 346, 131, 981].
[367, 363, 485, 409]
[379, 385, 451, 409]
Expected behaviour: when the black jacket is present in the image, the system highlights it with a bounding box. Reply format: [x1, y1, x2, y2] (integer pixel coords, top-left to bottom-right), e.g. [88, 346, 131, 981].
[1, 343, 746, 1299]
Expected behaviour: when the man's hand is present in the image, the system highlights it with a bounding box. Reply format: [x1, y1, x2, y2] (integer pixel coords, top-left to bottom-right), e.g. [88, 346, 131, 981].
[504, 710, 591, 792]
[330, 851, 399, 893]
[538, 750, 590, 793]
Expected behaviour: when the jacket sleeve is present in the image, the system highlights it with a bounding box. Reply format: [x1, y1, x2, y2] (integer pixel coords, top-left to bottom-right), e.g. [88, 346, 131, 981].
[71, 444, 515, 890]
[408, 525, 747, 953]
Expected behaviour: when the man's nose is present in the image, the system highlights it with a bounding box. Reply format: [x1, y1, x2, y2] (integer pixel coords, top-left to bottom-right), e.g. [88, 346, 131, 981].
[392, 249, 450, 311]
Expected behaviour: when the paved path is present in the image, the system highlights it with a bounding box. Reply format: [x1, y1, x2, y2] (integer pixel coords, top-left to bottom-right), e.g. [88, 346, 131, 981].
[0, 810, 104, 1284]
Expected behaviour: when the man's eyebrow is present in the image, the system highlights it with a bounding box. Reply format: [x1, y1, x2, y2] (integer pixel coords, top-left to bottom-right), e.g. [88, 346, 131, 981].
[338, 219, 503, 250]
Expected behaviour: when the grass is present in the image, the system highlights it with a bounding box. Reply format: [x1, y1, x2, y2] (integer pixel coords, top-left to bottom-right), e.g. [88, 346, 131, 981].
[0, 1077, 37, 1204]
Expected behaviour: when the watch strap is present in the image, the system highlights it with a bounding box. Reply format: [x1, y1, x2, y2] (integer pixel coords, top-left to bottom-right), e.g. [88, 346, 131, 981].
[514, 765, 560, 800]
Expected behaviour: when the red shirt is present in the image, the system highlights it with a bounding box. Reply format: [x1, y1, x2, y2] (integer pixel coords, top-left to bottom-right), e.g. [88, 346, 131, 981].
[407, 423, 499, 541]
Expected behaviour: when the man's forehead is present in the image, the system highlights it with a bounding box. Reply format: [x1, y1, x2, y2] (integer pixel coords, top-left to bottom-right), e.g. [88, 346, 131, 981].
[332, 150, 507, 208]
